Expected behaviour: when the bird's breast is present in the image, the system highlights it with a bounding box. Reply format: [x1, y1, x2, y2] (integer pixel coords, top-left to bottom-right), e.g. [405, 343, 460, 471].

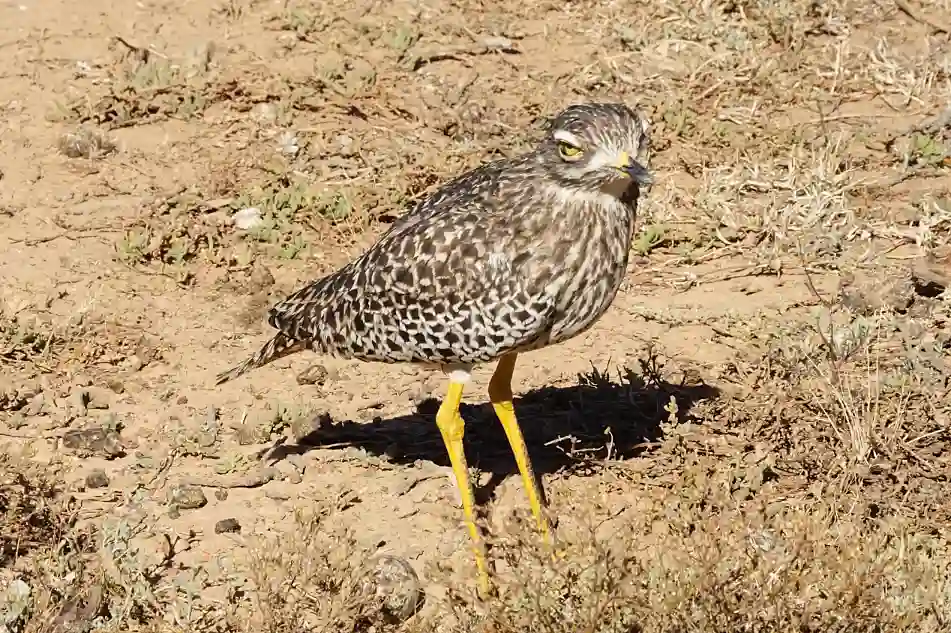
[545, 200, 636, 343]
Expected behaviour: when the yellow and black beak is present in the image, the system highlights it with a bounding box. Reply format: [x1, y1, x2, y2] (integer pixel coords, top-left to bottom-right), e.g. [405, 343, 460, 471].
[614, 151, 653, 186]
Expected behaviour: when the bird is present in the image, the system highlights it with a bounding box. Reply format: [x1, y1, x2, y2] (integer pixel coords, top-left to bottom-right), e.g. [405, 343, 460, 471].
[215, 101, 653, 596]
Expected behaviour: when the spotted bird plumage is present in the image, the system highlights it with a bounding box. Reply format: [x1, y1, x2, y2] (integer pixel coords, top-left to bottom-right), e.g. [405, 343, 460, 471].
[215, 102, 654, 597]
[216, 103, 651, 381]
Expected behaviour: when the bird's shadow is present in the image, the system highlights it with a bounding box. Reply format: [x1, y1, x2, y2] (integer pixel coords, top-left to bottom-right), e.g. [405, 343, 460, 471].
[266, 355, 720, 507]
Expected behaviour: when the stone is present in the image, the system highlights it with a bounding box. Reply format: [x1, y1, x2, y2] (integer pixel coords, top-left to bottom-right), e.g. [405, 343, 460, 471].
[85, 469, 109, 489]
[168, 485, 208, 510]
[359, 555, 422, 623]
[62, 427, 124, 459]
[232, 207, 263, 230]
[296, 363, 328, 386]
[838, 269, 915, 315]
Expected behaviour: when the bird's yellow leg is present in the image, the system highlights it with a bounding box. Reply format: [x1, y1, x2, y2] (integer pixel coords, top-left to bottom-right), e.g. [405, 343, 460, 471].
[436, 379, 491, 597]
[488, 353, 553, 544]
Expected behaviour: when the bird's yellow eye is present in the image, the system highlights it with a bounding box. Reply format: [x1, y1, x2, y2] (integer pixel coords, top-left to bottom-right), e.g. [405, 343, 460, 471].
[558, 141, 583, 160]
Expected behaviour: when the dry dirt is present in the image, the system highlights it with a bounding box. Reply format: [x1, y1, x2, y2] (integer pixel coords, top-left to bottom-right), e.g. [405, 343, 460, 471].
[1, 0, 951, 631]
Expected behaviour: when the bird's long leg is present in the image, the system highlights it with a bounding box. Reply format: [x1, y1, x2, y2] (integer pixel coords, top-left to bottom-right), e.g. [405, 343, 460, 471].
[435, 377, 491, 597]
[488, 353, 553, 543]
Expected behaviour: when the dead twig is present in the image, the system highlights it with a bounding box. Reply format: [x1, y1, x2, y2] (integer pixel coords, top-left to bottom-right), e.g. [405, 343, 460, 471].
[110, 35, 168, 63]
[0, 430, 62, 439]
[180, 466, 277, 489]
[8, 232, 105, 247]
[410, 37, 519, 71]
[894, 0, 951, 34]
[798, 239, 834, 309]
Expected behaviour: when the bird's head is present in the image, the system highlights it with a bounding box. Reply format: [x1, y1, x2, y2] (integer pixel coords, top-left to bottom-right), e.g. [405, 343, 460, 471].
[537, 102, 653, 200]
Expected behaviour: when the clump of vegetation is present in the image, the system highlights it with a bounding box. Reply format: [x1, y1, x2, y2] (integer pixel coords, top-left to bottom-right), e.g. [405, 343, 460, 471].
[246, 503, 422, 632]
[424, 499, 950, 633]
[61, 36, 219, 128]
[0, 456, 75, 566]
[57, 127, 117, 159]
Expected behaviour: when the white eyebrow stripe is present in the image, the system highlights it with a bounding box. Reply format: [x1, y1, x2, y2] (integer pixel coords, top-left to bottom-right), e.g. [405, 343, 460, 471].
[553, 129, 583, 146]
[586, 147, 616, 169]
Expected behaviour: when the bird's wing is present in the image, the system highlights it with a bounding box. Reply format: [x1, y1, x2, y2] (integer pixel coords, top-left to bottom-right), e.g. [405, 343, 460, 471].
[267, 191, 563, 364]
[377, 156, 513, 240]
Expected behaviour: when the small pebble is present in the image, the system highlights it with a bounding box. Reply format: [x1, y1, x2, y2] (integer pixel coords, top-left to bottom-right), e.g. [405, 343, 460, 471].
[85, 469, 109, 489]
[24, 393, 46, 415]
[276, 460, 302, 484]
[296, 363, 329, 386]
[291, 411, 328, 441]
[232, 207, 264, 230]
[215, 518, 241, 534]
[168, 484, 208, 510]
[197, 430, 217, 448]
[265, 487, 291, 501]
[360, 555, 422, 623]
[125, 355, 144, 372]
[61, 427, 124, 459]
[214, 488, 229, 501]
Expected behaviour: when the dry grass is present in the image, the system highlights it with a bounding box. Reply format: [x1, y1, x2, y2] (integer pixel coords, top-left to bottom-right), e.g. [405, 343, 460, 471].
[0, 457, 75, 568]
[5, 300, 948, 631]
[246, 500, 424, 632]
[2, 0, 950, 630]
[426, 500, 950, 633]
[419, 295, 951, 632]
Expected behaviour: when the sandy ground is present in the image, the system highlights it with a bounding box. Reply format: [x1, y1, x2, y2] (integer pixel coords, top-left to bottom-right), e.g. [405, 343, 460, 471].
[1, 0, 950, 631]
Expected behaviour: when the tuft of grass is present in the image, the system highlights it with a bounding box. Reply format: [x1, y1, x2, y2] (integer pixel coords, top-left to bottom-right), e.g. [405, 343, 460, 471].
[57, 127, 117, 159]
[0, 456, 75, 567]
[246, 500, 421, 632]
[0, 313, 57, 369]
[1, 457, 240, 633]
[414, 497, 950, 633]
[63, 39, 218, 128]
[113, 169, 365, 281]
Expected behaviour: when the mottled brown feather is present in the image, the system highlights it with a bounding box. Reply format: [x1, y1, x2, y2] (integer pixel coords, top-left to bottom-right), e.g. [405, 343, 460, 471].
[215, 102, 652, 384]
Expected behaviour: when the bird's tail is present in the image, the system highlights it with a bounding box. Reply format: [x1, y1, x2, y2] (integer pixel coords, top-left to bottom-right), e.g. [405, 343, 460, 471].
[214, 332, 306, 385]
